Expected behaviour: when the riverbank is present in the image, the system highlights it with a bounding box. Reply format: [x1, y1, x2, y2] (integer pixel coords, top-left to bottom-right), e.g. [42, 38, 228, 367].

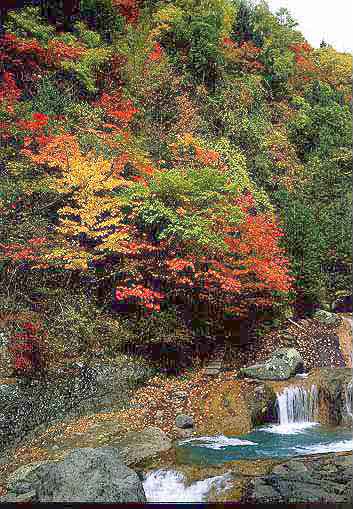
[0, 313, 351, 501]
[140, 450, 352, 503]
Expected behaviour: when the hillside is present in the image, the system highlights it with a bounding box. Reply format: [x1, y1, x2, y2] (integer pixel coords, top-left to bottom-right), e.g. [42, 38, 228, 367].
[0, 0, 352, 371]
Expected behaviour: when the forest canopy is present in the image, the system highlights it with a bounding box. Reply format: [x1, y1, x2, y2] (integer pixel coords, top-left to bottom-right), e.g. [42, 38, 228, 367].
[0, 0, 351, 360]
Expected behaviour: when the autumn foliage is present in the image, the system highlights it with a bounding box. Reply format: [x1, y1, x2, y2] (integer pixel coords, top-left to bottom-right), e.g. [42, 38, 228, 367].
[0, 1, 351, 363]
[113, 0, 140, 24]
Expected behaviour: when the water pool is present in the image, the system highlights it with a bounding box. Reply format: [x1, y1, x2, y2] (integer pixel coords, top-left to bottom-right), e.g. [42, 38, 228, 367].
[176, 424, 353, 465]
[144, 383, 352, 502]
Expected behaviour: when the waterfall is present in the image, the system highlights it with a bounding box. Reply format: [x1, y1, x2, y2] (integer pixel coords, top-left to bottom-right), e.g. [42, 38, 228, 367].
[267, 385, 319, 434]
[277, 385, 319, 424]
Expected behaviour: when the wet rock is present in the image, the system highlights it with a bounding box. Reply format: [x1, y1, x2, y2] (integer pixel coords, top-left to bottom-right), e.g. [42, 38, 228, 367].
[175, 414, 194, 429]
[312, 367, 353, 425]
[7, 448, 147, 503]
[313, 310, 341, 327]
[239, 348, 304, 381]
[247, 384, 277, 425]
[174, 427, 194, 439]
[109, 427, 172, 465]
[243, 454, 352, 504]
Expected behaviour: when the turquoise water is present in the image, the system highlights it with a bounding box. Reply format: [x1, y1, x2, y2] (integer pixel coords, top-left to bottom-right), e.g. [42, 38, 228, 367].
[176, 424, 353, 465]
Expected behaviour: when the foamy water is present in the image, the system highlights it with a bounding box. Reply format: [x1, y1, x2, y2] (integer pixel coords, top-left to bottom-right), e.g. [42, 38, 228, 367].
[143, 469, 233, 502]
[294, 439, 353, 455]
[263, 421, 320, 435]
[179, 434, 257, 449]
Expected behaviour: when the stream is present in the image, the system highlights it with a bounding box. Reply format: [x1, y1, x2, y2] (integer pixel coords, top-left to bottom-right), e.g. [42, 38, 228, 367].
[143, 384, 353, 502]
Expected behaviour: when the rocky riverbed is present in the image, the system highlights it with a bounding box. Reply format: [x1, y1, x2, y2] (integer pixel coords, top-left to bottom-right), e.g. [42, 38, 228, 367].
[0, 312, 351, 502]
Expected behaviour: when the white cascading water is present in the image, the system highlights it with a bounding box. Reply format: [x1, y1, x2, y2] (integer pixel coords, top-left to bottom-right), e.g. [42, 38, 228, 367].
[143, 469, 233, 503]
[179, 434, 258, 449]
[267, 385, 319, 434]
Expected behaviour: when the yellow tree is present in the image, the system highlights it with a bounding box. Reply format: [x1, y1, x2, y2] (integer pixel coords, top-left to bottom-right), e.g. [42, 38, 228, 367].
[314, 47, 352, 102]
[24, 132, 152, 271]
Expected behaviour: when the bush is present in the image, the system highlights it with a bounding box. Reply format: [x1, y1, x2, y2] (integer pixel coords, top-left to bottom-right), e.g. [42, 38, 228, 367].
[31, 75, 77, 115]
[39, 289, 134, 361]
[60, 47, 112, 94]
[80, 0, 125, 43]
[4, 6, 55, 44]
[73, 21, 103, 48]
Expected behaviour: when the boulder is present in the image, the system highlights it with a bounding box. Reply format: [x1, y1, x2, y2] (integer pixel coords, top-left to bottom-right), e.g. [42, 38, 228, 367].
[5, 448, 146, 503]
[239, 348, 304, 381]
[313, 310, 341, 327]
[243, 453, 352, 504]
[175, 414, 194, 429]
[0, 491, 37, 503]
[109, 427, 172, 465]
[6, 460, 52, 494]
[0, 356, 155, 453]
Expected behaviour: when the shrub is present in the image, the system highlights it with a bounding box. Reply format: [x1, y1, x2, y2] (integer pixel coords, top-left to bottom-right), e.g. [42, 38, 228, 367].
[4, 6, 56, 44]
[80, 0, 125, 42]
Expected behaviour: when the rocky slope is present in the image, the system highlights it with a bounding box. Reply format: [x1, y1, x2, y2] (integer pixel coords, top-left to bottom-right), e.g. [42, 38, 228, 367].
[0, 355, 155, 454]
[225, 314, 349, 372]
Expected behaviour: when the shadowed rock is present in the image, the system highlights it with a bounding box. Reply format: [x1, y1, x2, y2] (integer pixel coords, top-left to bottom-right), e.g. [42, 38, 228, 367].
[243, 453, 352, 504]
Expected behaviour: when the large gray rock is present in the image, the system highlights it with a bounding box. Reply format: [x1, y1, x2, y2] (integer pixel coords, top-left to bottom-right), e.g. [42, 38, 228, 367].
[109, 427, 172, 465]
[313, 310, 341, 326]
[0, 491, 37, 503]
[240, 348, 304, 381]
[243, 453, 352, 503]
[5, 448, 146, 503]
[175, 414, 194, 429]
[6, 461, 53, 494]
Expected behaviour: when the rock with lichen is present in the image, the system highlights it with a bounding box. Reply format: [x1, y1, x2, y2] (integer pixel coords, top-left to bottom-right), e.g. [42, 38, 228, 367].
[108, 427, 172, 465]
[3, 448, 146, 503]
[239, 348, 304, 381]
[313, 310, 341, 327]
